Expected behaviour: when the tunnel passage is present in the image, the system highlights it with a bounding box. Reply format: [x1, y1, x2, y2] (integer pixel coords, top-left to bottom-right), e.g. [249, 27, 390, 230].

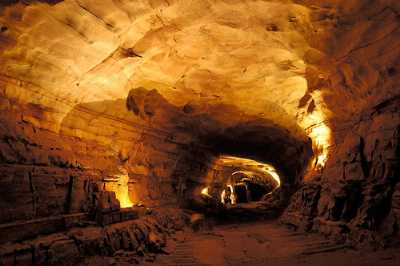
[127, 88, 314, 215]
[178, 132, 313, 215]
[0, 1, 399, 264]
[200, 156, 281, 205]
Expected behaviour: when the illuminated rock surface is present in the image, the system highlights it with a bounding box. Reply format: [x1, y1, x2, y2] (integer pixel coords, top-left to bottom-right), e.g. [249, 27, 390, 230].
[0, 0, 399, 265]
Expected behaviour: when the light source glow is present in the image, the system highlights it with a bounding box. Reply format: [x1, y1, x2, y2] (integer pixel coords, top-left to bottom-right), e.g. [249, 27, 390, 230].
[113, 174, 134, 208]
[309, 122, 331, 168]
[220, 184, 237, 204]
[218, 156, 281, 205]
[220, 156, 281, 188]
[302, 110, 331, 170]
[201, 187, 211, 197]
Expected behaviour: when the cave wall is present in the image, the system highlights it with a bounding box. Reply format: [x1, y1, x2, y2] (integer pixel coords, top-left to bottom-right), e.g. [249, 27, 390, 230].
[0, 81, 312, 227]
[0, 85, 196, 224]
[282, 101, 400, 242]
[282, 0, 400, 245]
[317, 101, 399, 241]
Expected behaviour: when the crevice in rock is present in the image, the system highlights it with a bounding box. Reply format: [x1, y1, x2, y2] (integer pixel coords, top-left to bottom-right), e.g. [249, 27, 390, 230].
[337, 24, 400, 62]
[73, 0, 116, 32]
[64, 175, 74, 214]
[359, 136, 370, 179]
[28, 171, 38, 217]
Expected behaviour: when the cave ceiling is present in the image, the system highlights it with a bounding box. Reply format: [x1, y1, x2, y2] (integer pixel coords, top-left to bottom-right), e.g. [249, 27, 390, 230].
[0, 0, 326, 124]
[1, 0, 399, 167]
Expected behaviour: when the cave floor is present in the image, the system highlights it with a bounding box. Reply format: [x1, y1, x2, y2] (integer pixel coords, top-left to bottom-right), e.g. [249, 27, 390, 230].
[80, 221, 400, 266]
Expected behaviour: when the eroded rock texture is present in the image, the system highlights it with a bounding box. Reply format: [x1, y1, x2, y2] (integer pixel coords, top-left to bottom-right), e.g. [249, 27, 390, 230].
[281, 0, 400, 246]
[0, 0, 399, 261]
[282, 99, 400, 246]
[0, 208, 186, 265]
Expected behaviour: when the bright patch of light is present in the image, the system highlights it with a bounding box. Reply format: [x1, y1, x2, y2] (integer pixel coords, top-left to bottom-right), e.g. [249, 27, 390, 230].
[221, 156, 281, 187]
[217, 156, 281, 205]
[298, 90, 332, 170]
[220, 184, 237, 204]
[201, 187, 211, 197]
[301, 110, 331, 170]
[227, 184, 236, 204]
[113, 174, 134, 208]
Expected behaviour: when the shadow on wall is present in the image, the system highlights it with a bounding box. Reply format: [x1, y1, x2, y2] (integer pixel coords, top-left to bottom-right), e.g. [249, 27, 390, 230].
[56, 87, 314, 212]
[0, 86, 314, 225]
[0, 0, 63, 7]
[126, 88, 314, 209]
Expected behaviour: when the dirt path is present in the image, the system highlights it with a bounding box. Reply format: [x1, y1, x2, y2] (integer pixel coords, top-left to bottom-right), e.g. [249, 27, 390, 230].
[81, 221, 400, 266]
[145, 221, 399, 266]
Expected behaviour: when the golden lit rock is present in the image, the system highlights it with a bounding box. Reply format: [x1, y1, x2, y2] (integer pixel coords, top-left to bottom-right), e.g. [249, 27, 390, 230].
[0, 1, 399, 264]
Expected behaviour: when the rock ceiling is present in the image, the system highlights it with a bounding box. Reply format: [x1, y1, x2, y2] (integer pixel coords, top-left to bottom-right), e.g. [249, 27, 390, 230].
[1, 0, 399, 168]
[0, 1, 317, 120]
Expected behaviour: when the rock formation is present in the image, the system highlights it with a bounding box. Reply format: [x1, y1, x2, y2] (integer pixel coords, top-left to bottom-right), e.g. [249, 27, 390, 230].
[0, 0, 399, 264]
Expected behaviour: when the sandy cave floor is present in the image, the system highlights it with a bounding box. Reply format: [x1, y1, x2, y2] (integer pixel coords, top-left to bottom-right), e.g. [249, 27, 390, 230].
[79, 221, 400, 266]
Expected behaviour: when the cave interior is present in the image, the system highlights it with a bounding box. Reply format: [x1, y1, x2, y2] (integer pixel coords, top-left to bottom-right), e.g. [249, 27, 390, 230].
[0, 0, 399, 265]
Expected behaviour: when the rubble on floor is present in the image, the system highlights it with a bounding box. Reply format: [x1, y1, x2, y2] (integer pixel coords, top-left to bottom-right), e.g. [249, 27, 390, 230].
[0, 208, 186, 266]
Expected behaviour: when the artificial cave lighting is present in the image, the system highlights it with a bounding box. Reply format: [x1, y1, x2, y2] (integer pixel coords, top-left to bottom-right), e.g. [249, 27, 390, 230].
[208, 156, 282, 205]
[201, 187, 212, 198]
[1, 1, 398, 265]
[299, 93, 332, 170]
[303, 114, 332, 170]
[111, 173, 134, 208]
[219, 156, 282, 188]
[308, 121, 331, 169]
[220, 184, 237, 205]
